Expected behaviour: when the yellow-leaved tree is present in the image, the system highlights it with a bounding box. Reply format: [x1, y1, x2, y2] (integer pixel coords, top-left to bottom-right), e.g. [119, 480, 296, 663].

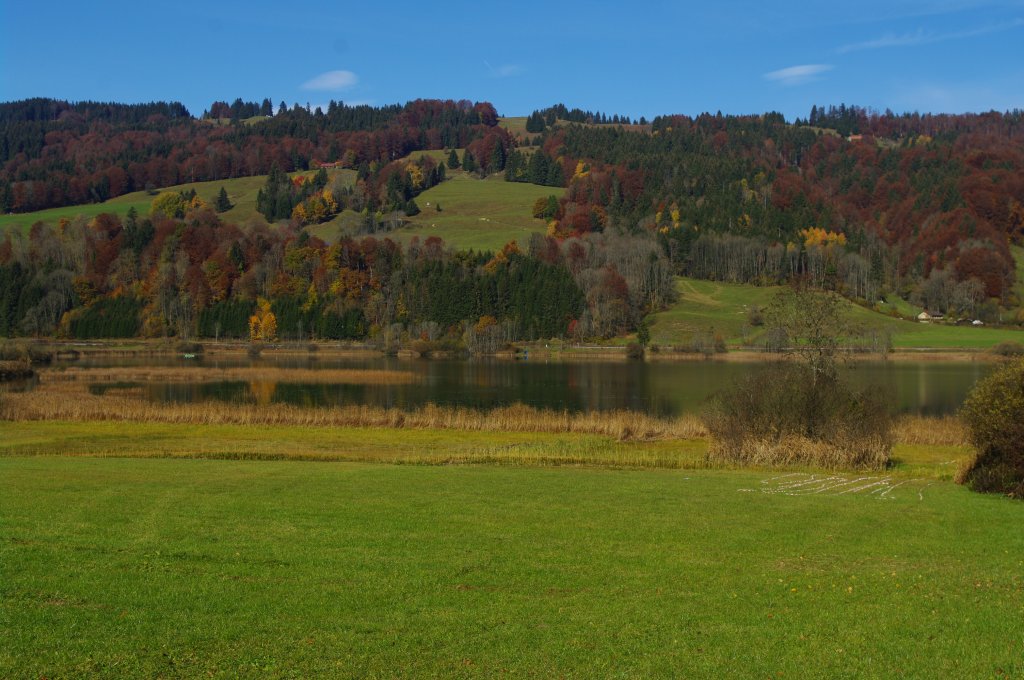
[248, 298, 278, 341]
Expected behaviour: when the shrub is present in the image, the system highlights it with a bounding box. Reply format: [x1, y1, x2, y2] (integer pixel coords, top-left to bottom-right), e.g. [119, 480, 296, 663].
[957, 359, 1024, 497]
[0, 342, 52, 364]
[702, 363, 893, 470]
[176, 341, 204, 354]
[990, 341, 1024, 357]
[626, 342, 644, 360]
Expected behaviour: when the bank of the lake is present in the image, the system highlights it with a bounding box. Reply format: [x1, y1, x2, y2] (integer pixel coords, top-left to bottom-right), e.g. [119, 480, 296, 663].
[10, 350, 996, 418]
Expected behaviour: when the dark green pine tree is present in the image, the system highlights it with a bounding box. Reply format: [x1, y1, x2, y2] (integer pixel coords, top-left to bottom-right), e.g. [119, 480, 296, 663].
[447, 149, 461, 169]
[215, 187, 232, 212]
[462, 150, 476, 173]
[489, 143, 505, 173]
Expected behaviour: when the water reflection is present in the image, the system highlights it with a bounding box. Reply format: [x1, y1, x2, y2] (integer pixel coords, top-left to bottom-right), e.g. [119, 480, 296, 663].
[50, 354, 996, 417]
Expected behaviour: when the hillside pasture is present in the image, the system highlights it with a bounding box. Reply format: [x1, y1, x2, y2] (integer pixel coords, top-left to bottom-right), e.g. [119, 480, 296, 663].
[391, 175, 564, 253]
[0, 170, 356, 233]
[647, 276, 1024, 351]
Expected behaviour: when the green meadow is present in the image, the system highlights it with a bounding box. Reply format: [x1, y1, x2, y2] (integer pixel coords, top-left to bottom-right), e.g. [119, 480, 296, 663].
[391, 174, 563, 253]
[2, 448, 1021, 678]
[646, 276, 1024, 351]
[0, 170, 356, 233]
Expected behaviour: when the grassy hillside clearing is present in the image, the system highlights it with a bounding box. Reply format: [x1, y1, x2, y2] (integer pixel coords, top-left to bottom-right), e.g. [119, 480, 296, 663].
[646, 278, 782, 345]
[646, 277, 1024, 351]
[302, 173, 561, 251]
[1, 446, 1020, 677]
[390, 174, 563, 252]
[0, 170, 356, 233]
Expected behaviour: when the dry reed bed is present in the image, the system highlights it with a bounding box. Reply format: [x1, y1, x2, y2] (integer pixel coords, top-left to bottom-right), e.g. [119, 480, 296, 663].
[14, 440, 701, 470]
[706, 434, 893, 471]
[40, 366, 417, 385]
[0, 382, 705, 441]
[893, 415, 969, 446]
[1, 381, 971, 447]
[0, 361, 34, 380]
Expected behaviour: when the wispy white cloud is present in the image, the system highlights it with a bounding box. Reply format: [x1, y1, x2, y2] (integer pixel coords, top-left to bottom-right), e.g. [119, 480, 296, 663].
[301, 70, 358, 91]
[837, 17, 1024, 53]
[763, 64, 833, 86]
[484, 61, 524, 78]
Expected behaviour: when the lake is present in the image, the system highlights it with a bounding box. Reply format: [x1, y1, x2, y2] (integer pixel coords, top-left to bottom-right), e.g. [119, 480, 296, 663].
[44, 354, 994, 417]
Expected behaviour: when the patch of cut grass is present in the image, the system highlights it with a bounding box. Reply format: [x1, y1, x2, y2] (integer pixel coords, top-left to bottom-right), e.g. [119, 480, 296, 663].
[646, 277, 782, 346]
[1, 455, 1022, 677]
[392, 174, 564, 252]
[0, 420, 708, 468]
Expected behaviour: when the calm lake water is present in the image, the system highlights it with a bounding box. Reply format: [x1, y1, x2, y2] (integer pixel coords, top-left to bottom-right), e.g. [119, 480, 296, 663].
[54, 355, 995, 417]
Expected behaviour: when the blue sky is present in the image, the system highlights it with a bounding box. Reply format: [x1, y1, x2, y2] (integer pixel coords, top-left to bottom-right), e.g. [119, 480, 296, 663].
[1, 0, 1022, 121]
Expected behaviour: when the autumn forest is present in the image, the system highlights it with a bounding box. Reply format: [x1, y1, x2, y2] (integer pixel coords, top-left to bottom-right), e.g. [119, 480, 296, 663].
[1, 97, 1023, 345]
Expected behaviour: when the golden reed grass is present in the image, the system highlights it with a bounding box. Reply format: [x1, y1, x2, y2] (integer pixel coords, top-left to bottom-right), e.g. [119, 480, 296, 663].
[40, 366, 417, 385]
[705, 434, 893, 471]
[1, 382, 706, 441]
[0, 360, 33, 380]
[1, 381, 970, 448]
[893, 415, 969, 447]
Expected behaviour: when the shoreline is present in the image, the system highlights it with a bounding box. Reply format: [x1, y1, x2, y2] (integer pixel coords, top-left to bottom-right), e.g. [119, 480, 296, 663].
[3, 338, 1010, 364]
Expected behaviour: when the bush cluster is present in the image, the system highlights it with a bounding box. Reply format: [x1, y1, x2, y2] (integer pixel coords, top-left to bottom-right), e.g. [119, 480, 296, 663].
[958, 359, 1024, 497]
[702, 363, 893, 470]
[990, 341, 1024, 357]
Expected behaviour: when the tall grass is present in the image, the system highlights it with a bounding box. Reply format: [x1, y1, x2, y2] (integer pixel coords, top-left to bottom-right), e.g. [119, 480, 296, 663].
[0, 360, 34, 380]
[41, 366, 416, 385]
[893, 415, 968, 446]
[704, 433, 892, 471]
[1, 382, 705, 441]
[1, 379, 972, 450]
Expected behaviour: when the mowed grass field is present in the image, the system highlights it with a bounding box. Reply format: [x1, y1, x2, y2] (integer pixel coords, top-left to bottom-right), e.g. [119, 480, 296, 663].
[392, 174, 564, 252]
[647, 276, 1024, 351]
[646, 277, 783, 345]
[0, 170, 356, 233]
[2, 448, 1022, 677]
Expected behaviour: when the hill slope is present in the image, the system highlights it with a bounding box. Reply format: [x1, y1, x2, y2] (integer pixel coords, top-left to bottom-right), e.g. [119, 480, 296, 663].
[647, 277, 1024, 351]
[0, 170, 356, 233]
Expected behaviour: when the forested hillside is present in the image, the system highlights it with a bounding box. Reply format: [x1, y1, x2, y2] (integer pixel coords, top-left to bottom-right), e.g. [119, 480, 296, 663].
[516, 106, 1024, 308]
[0, 204, 670, 344]
[0, 98, 508, 212]
[1, 97, 1023, 344]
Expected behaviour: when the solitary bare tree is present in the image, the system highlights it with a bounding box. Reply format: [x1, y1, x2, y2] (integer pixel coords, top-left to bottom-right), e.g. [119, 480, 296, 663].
[766, 283, 849, 385]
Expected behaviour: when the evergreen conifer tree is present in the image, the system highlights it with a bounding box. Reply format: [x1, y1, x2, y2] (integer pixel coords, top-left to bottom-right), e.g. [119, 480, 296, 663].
[215, 187, 232, 212]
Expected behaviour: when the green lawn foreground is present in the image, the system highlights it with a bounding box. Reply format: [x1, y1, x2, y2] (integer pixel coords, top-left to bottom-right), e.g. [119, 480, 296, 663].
[2, 452, 1023, 677]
